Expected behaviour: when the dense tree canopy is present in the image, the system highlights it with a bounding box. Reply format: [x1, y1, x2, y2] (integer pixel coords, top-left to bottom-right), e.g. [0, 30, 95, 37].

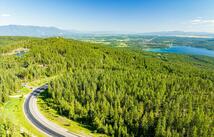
[0, 37, 214, 136]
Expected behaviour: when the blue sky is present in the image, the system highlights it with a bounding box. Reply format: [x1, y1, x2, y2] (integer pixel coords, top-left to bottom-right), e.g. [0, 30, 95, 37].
[0, 0, 214, 32]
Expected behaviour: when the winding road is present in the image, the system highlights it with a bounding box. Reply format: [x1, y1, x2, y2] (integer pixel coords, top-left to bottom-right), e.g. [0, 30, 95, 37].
[24, 84, 80, 137]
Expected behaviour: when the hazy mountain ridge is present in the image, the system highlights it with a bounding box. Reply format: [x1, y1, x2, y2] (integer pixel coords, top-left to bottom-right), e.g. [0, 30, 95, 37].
[142, 31, 214, 38]
[1, 25, 214, 38]
[0, 25, 79, 37]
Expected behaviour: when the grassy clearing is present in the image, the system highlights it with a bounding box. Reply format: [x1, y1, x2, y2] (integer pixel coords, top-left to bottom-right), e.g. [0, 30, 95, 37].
[37, 97, 107, 137]
[1, 88, 45, 137]
[11, 87, 30, 96]
[28, 75, 59, 87]
[28, 77, 48, 87]
[0, 76, 58, 137]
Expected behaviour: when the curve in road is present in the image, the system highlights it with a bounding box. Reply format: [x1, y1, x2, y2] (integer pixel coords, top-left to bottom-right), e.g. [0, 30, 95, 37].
[24, 84, 80, 137]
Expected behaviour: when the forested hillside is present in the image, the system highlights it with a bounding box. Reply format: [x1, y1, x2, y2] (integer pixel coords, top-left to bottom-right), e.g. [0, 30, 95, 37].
[0, 36, 38, 47]
[0, 37, 214, 136]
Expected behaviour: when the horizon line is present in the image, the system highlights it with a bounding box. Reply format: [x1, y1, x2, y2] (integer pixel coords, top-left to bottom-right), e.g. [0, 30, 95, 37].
[1, 24, 214, 34]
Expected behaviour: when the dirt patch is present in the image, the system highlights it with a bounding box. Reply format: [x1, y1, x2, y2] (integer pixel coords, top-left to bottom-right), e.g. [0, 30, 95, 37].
[2, 48, 29, 56]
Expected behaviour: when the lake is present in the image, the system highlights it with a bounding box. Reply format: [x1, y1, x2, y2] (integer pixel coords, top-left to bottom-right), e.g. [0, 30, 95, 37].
[146, 46, 214, 57]
[16, 51, 27, 57]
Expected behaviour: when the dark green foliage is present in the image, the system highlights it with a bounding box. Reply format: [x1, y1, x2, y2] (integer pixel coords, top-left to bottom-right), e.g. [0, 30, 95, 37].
[46, 67, 214, 137]
[0, 36, 37, 47]
[0, 37, 214, 136]
[0, 118, 22, 137]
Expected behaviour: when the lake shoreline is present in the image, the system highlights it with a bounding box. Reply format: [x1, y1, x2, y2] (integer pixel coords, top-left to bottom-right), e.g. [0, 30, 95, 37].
[145, 45, 214, 57]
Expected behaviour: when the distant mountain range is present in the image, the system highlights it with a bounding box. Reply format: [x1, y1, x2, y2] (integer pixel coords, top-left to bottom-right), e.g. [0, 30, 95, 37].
[0, 25, 86, 37]
[142, 31, 214, 38]
[0, 25, 214, 38]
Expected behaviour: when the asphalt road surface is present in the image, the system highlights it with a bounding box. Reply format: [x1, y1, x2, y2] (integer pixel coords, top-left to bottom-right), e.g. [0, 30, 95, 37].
[24, 84, 80, 137]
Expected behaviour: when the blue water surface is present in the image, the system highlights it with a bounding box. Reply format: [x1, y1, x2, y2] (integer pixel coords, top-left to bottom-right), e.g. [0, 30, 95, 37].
[147, 46, 214, 57]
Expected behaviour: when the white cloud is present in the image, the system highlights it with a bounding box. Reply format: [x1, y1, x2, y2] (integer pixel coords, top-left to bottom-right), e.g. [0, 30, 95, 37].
[1, 14, 11, 17]
[191, 19, 214, 25]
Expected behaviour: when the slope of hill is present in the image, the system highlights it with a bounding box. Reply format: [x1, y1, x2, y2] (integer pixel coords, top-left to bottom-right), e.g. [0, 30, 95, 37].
[0, 37, 213, 136]
[0, 36, 39, 47]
